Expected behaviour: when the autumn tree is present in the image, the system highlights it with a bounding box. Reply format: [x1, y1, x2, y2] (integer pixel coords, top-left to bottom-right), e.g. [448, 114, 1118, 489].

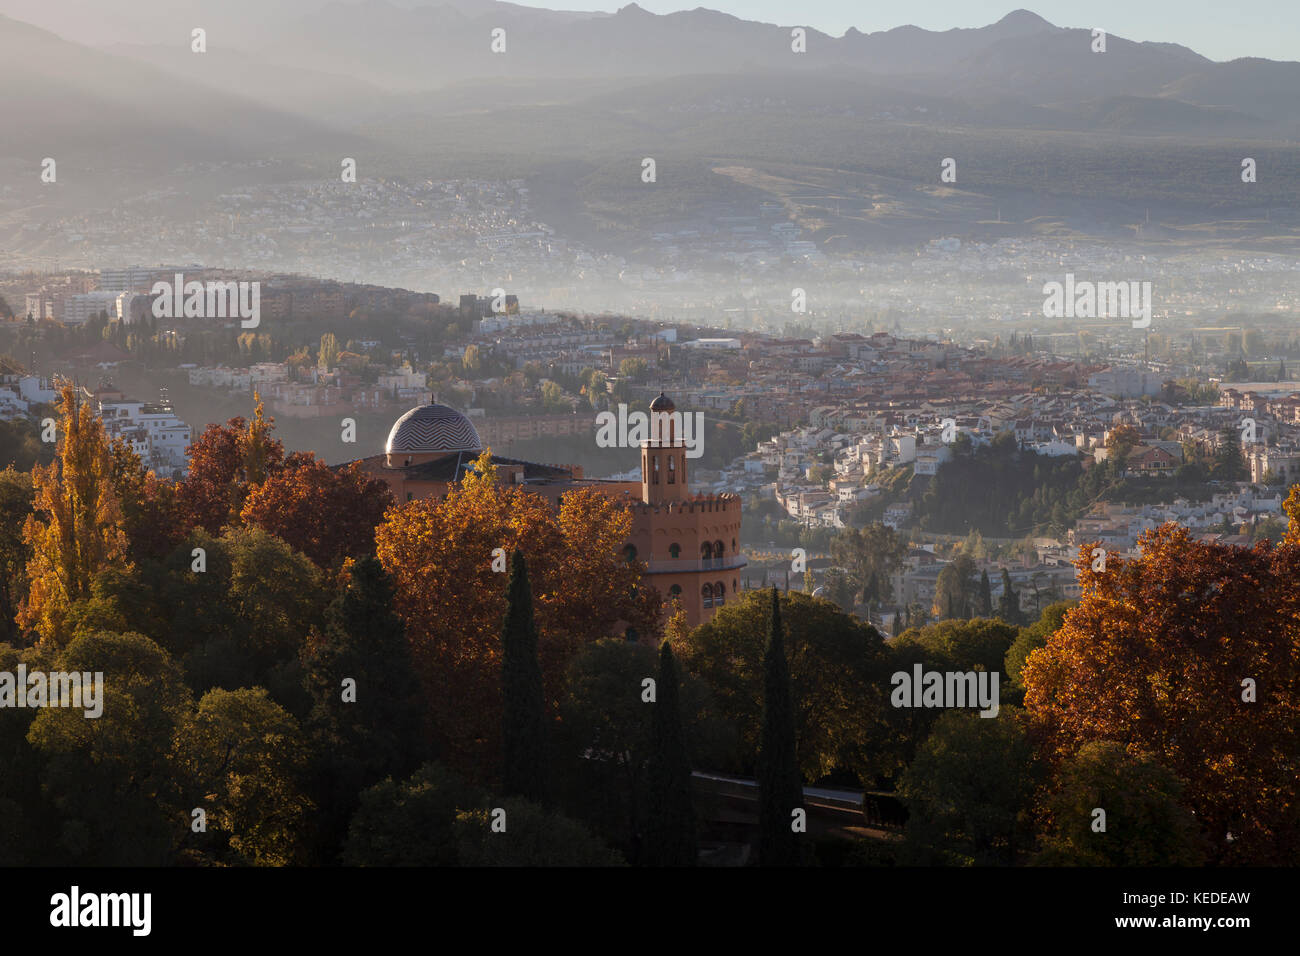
[178, 394, 284, 533]
[758, 588, 803, 866]
[1105, 424, 1140, 460]
[107, 436, 185, 561]
[317, 332, 340, 370]
[375, 450, 659, 781]
[241, 454, 393, 568]
[1023, 527, 1300, 864]
[19, 384, 131, 649]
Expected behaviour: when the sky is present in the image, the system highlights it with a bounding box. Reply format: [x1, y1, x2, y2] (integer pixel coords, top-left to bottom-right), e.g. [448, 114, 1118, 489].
[537, 1, 1299, 63]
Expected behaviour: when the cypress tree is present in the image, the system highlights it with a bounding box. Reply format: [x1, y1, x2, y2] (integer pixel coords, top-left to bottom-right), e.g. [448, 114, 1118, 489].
[757, 588, 802, 865]
[501, 548, 548, 804]
[303, 556, 426, 861]
[976, 569, 993, 618]
[998, 568, 1020, 625]
[642, 640, 697, 866]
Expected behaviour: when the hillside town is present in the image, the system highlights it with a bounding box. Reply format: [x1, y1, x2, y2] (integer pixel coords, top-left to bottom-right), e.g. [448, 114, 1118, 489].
[4, 267, 1300, 635]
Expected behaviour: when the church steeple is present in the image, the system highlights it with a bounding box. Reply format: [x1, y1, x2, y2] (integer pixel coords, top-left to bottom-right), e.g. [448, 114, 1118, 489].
[641, 392, 688, 504]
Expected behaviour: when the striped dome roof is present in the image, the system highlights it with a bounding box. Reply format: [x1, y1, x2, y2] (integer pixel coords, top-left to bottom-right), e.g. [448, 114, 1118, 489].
[386, 403, 483, 455]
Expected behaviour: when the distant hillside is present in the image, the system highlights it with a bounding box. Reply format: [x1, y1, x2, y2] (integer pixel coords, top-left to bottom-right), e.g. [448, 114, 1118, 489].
[0, 15, 340, 169]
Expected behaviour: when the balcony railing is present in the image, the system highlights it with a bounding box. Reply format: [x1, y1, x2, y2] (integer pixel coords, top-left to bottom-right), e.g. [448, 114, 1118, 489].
[642, 556, 748, 574]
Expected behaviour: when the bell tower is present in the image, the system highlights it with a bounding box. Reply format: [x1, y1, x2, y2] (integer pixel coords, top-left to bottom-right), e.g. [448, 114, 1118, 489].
[641, 392, 688, 504]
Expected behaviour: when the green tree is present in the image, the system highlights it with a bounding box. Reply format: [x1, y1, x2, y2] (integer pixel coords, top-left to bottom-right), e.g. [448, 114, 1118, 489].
[501, 549, 548, 804]
[898, 709, 1038, 865]
[27, 631, 192, 865]
[642, 641, 697, 866]
[998, 568, 1022, 625]
[933, 552, 977, 619]
[895, 617, 1018, 675]
[0, 468, 33, 644]
[831, 522, 905, 605]
[1212, 426, 1247, 480]
[757, 588, 803, 866]
[975, 569, 993, 617]
[343, 763, 487, 866]
[454, 797, 624, 866]
[172, 687, 313, 866]
[675, 589, 890, 781]
[1004, 601, 1074, 701]
[301, 557, 427, 862]
[1035, 742, 1205, 866]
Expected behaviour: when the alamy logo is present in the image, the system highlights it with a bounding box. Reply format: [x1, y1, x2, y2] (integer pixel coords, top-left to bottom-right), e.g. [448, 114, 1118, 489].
[50, 886, 151, 936]
[0, 665, 103, 718]
[595, 405, 705, 459]
[151, 273, 260, 328]
[1042, 273, 1152, 328]
[890, 665, 1000, 718]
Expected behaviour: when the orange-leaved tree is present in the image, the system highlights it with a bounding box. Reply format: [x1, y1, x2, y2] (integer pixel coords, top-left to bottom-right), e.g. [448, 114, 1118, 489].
[19, 383, 131, 648]
[241, 453, 393, 568]
[1022, 525, 1300, 864]
[178, 393, 283, 533]
[375, 450, 660, 781]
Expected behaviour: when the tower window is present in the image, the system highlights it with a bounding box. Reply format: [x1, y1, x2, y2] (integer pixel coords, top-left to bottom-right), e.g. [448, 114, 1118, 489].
[667, 457, 675, 484]
[715, 581, 725, 606]
[702, 583, 714, 608]
[669, 543, 681, 559]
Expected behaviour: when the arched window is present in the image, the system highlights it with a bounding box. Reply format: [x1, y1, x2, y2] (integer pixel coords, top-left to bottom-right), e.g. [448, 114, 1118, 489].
[733, 578, 738, 593]
[702, 583, 714, 608]
[701, 541, 713, 562]
[714, 539, 725, 560]
[669, 543, 681, 559]
[667, 456, 676, 484]
[622, 544, 637, 563]
[715, 581, 726, 606]
[669, 584, 682, 599]
[652, 456, 659, 484]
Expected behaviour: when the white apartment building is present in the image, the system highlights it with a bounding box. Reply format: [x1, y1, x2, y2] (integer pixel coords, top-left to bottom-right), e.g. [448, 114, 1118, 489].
[60, 291, 124, 326]
[98, 399, 193, 478]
